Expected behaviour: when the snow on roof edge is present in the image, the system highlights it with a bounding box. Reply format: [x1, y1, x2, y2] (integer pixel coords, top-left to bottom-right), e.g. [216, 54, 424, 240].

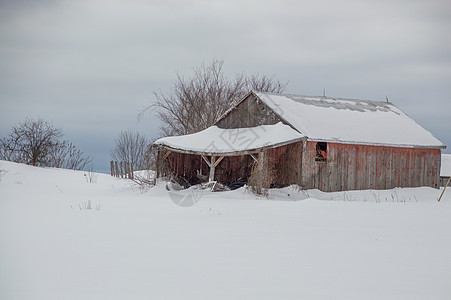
[305, 138, 446, 149]
[253, 91, 445, 149]
[254, 90, 389, 104]
[156, 137, 306, 156]
[154, 122, 306, 155]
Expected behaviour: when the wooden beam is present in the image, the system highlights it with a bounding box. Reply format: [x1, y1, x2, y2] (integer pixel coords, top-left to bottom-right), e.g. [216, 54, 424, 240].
[257, 151, 264, 172]
[249, 153, 258, 163]
[212, 156, 224, 168]
[201, 155, 211, 167]
[163, 151, 171, 160]
[209, 156, 216, 182]
[201, 155, 222, 182]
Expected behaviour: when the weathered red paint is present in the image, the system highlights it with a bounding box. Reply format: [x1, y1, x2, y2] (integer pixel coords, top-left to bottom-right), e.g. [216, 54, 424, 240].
[301, 141, 441, 192]
[161, 140, 441, 192]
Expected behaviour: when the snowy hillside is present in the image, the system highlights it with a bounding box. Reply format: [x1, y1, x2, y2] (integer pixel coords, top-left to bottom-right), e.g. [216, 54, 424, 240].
[1, 160, 451, 299]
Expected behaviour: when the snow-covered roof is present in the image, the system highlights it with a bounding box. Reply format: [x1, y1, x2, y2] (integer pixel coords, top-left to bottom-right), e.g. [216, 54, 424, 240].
[253, 91, 445, 149]
[441, 154, 451, 177]
[154, 122, 304, 155]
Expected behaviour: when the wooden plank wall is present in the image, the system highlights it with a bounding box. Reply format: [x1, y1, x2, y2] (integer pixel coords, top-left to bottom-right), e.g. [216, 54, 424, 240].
[301, 141, 441, 192]
[268, 142, 303, 187]
[166, 152, 255, 185]
[162, 141, 441, 192]
[214, 155, 255, 184]
[166, 152, 205, 184]
[163, 142, 303, 187]
[216, 94, 281, 129]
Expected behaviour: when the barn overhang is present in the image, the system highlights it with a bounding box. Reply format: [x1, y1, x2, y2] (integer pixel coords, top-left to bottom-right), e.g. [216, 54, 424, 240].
[154, 122, 305, 156]
[304, 138, 446, 150]
[154, 122, 305, 182]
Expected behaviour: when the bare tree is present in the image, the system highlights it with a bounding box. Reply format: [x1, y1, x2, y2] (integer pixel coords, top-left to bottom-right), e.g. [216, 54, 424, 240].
[0, 117, 91, 170]
[110, 130, 150, 171]
[51, 141, 92, 170]
[143, 59, 288, 136]
[0, 117, 63, 166]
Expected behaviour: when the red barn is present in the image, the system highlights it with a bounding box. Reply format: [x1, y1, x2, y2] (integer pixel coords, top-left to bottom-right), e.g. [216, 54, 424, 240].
[154, 91, 445, 192]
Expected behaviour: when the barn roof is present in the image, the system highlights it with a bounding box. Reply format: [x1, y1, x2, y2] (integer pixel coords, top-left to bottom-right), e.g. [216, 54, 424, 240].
[251, 91, 445, 149]
[154, 122, 304, 155]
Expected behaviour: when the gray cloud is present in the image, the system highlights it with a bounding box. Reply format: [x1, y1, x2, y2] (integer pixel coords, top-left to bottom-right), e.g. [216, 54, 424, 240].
[1, 0, 450, 171]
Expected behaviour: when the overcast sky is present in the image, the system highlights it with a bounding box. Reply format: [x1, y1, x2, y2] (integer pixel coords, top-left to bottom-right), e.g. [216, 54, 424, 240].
[1, 0, 450, 172]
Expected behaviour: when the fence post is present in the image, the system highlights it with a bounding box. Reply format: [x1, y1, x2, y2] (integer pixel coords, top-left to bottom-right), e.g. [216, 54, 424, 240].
[110, 161, 114, 176]
[110, 160, 136, 179]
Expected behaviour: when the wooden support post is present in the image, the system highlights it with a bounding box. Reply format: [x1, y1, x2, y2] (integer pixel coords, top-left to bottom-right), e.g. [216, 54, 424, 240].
[209, 156, 216, 182]
[253, 151, 268, 194]
[438, 176, 451, 202]
[156, 149, 160, 179]
[258, 151, 264, 192]
[200, 155, 224, 182]
[163, 151, 171, 160]
[199, 155, 203, 177]
[213, 156, 224, 168]
[201, 155, 211, 167]
[249, 153, 258, 163]
[115, 161, 119, 178]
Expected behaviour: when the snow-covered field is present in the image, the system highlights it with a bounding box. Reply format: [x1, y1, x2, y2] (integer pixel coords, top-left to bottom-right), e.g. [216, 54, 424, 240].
[1, 160, 451, 300]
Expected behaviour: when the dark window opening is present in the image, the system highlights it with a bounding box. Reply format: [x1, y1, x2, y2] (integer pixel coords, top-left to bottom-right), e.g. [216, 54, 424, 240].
[315, 142, 327, 162]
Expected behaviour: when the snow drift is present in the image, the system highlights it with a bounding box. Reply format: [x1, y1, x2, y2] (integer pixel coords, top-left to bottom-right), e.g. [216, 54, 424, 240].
[1, 160, 451, 299]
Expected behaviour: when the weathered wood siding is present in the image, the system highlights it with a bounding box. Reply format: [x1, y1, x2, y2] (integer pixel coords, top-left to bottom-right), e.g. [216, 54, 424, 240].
[216, 94, 282, 129]
[161, 141, 440, 192]
[162, 142, 304, 187]
[214, 155, 255, 184]
[165, 152, 205, 184]
[301, 141, 441, 192]
[165, 152, 255, 185]
[268, 142, 303, 187]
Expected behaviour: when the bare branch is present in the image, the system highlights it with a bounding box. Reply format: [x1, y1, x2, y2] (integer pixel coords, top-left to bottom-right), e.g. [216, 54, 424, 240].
[110, 130, 151, 171]
[0, 117, 91, 170]
[142, 59, 288, 136]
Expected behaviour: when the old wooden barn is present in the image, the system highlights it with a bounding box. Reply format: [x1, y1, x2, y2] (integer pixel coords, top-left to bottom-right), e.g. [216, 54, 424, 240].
[154, 91, 446, 192]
